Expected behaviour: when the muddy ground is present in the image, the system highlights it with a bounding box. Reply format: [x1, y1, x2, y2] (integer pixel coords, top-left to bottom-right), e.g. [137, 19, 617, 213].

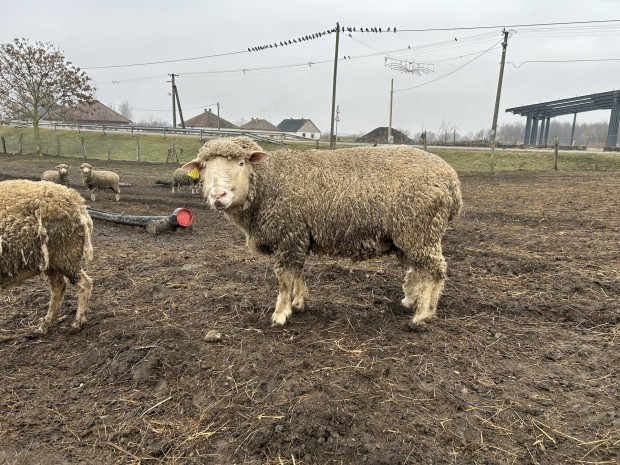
[1, 154, 619, 465]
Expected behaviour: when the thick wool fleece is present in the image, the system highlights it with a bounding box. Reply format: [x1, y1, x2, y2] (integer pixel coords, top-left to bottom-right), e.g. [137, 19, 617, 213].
[197, 139, 462, 279]
[0, 180, 93, 287]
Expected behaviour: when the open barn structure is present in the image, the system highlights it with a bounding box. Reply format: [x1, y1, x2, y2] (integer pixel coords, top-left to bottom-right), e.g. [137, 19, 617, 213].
[506, 89, 620, 147]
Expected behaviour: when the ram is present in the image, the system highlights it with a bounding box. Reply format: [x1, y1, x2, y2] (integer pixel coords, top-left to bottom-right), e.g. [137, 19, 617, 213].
[184, 137, 462, 327]
[0, 180, 94, 334]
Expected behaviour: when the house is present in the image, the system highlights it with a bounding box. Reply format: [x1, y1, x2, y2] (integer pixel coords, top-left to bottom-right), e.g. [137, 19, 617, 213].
[184, 109, 238, 129]
[277, 118, 321, 139]
[44, 100, 132, 125]
[240, 118, 280, 132]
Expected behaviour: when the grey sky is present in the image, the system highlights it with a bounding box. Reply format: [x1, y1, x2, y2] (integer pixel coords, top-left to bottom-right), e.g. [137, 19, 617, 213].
[2, 0, 619, 136]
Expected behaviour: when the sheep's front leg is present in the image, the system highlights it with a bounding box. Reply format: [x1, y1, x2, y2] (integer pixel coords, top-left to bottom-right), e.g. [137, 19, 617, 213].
[36, 271, 66, 334]
[272, 266, 295, 326]
[72, 269, 93, 330]
[90, 188, 97, 201]
[292, 271, 308, 312]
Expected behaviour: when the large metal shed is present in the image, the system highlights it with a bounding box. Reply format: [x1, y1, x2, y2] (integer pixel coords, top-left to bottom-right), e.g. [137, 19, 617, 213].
[506, 90, 620, 147]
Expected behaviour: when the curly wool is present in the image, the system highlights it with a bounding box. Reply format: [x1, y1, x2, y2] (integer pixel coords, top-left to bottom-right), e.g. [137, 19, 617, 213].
[196, 136, 262, 163]
[0, 180, 93, 287]
[201, 139, 461, 277]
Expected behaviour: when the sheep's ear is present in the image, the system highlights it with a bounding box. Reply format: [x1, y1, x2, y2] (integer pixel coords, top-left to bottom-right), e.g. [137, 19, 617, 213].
[248, 151, 268, 165]
[182, 159, 203, 179]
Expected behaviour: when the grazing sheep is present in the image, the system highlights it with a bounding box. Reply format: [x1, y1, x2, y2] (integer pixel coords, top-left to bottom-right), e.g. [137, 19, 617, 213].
[79, 163, 121, 201]
[172, 167, 200, 194]
[41, 163, 71, 186]
[184, 137, 462, 327]
[0, 180, 94, 334]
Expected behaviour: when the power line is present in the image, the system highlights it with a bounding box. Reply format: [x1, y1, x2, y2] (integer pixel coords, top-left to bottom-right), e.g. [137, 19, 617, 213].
[398, 18, 620, 32]
[508, 58, 620, 68]
[83, 50, 249, 70]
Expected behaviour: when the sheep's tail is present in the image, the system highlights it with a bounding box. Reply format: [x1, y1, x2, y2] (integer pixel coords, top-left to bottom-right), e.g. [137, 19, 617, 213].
[448, 179, 463, 223]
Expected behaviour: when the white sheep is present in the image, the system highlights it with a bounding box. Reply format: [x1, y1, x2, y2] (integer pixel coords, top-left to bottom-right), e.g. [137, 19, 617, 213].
[41, 163, 71, 186]
[184, 137, 462, 327]
[171, 167, 200, 194]
[79, 163, 121, 201]
[0, 180, 94, 334]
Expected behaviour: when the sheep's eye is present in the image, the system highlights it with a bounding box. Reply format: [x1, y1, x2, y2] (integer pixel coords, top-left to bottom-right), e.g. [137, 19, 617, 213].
[239, 161, 245, 167]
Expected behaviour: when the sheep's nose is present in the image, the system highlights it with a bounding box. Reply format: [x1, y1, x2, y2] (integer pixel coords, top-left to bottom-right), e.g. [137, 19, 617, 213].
[210, 191, 228, 203]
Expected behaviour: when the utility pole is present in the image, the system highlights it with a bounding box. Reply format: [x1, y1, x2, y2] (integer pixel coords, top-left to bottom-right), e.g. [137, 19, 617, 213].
[217, 102, 220, 130]
[169, 74, 178, 128]
[173, 84, 185, 129]
[388, 78, 394, 144]
[490, 29, 510, 172]
[329, 22, 340, 149]
[335, 105, 340, 142]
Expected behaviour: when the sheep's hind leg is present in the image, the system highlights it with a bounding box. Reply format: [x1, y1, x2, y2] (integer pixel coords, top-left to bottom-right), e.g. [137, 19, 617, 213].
[72, 269, 93, 330]
[36, 271, 66, 334]
[292, 271, 308, 312]
[272, 266, 295, 326]
[402, 253, 447, 326]
[113, 187, 121, 201]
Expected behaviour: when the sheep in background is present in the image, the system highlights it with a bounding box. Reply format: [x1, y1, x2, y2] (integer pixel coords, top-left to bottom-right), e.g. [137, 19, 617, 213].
[79, 163, 121, 201]
[184, 137, 462, 327]
[41, 163, 71, 186]
[0, 180, 94, 334]
[172, 167, 200, 194]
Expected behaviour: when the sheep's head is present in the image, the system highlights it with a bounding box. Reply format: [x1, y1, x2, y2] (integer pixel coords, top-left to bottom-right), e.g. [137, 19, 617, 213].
[183, 137, 267, 211]
[56, 164, 70, 175]
[79, 163, 93, 176]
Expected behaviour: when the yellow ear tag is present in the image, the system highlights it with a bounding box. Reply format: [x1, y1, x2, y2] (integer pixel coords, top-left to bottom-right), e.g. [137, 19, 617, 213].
[187, 167, 200, 179]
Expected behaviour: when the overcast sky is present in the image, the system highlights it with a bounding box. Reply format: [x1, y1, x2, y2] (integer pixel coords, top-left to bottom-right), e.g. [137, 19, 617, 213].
[2, 0, 619, 136]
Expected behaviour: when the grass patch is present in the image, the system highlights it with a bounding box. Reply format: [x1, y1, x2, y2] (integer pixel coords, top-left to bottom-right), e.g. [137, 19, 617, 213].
[1, 125, 619, 172]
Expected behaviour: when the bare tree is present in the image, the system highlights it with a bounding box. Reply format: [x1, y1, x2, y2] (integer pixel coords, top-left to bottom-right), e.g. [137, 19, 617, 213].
[118, 100, 133, 121]
[0, 38, 93, 154]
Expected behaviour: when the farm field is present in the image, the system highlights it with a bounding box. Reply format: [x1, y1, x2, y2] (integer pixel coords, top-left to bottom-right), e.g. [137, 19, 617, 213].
[1, 153, 619, 464]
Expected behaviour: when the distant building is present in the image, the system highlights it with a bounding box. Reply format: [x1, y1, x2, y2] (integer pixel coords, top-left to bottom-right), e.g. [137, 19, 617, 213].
[185, 108, 238, 129]
[277, 118, 321, 139]
[240, 118, 280, 132]
[44, 100, 132, 125]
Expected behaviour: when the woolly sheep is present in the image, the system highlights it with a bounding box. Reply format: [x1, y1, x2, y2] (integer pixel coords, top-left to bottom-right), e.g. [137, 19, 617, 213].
[79, 163, 121, 201]
[172, 167, 200, 194]
[184, 137, 462, 327]
[0, 180, 94, 334]
[41, 163, 71, 186]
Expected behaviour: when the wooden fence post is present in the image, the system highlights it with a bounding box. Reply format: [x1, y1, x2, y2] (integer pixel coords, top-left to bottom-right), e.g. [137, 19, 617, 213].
[81, 137, 87, 158]
[107, 138, 111, 160]
[1, 136, 6, 154]
[136, 137, 140, 161]
[56, 136, 60, 156]
[554, 136, 559, 171]
[18, 134, 23, 154]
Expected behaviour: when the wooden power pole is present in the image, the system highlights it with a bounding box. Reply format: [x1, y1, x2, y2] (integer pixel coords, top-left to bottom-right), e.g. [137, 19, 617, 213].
[169, 74, 178, 128]
[329, 22, 340, 149]
[489, 29, 510, 172]
[388, 78, 394, 144]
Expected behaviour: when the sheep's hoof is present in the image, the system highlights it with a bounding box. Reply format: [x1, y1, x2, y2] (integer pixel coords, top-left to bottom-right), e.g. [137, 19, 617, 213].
[292, 298, 306, 312]
[271, 311, 290, 326]
[71, 321, 83, 331]
[406, 320, 430, 333]
[34, 324, 49, 335]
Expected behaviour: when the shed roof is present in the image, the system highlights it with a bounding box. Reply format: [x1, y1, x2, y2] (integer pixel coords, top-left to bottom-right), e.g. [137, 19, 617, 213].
[277, 118, 320, 133]
[185, 109, 238, 129]
[240, 118, 280, 131]
[44, 100, 132, 125]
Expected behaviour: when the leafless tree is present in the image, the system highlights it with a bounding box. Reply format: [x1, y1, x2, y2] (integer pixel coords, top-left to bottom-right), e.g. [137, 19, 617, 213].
[118, 100, 133, 121]
[0, 38, 94, 154]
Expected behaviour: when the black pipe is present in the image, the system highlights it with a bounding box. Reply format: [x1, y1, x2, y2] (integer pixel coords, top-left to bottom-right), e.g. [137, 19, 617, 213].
[86, 207, 192, 228]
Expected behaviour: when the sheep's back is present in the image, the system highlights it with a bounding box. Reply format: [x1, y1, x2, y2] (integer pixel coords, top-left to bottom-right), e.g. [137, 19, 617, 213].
[249, 146, 460, 258]
[0, 180, 93, 285]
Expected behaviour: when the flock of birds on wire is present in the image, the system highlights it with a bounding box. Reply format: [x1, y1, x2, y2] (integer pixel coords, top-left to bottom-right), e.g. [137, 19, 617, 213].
[247, 26, 396, 52]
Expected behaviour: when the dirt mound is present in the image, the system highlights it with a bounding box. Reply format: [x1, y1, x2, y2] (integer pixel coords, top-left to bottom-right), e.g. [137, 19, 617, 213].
[355, 126, 413, 144]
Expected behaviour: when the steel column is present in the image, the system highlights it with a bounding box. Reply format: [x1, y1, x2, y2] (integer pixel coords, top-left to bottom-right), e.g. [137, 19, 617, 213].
[524, 115, 532, 145]
[530, 116, 539, 145]
[606, 92, 619, 147]
[543, 117, 551, 145]
[537, 117, 546, 145]
[570, 113, 577, 146]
